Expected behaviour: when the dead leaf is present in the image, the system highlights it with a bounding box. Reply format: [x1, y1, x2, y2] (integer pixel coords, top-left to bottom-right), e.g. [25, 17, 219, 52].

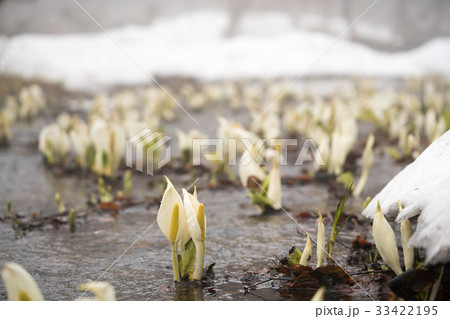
[98, 202, 121, 212]
[352, 236, 372, 250]
[294, 212, 315, 219]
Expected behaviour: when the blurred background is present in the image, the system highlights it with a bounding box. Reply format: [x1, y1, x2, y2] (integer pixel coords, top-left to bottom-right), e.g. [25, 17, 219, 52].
[1, 0, 450, 91]
[1, 0, 449, 49]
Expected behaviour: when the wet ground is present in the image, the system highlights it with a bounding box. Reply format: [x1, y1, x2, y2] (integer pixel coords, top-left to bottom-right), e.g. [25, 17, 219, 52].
[0, 78, 409, 301]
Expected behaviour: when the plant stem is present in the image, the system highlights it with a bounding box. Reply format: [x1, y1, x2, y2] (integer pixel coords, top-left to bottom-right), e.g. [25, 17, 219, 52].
[193, 240, 205, 280]
[171, 243, 181, 282]
[210, 169, 217, 186]
[327, 240, 334, 258]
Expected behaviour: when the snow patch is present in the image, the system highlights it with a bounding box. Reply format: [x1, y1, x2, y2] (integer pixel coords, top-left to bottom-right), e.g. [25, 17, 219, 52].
[0, 10, 449, 91]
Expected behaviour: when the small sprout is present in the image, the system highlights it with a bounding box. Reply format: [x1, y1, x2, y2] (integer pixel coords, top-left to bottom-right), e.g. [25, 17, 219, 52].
[210, 169, 218, 187]
[7, 200, 12, 218]
[123, 170, 132, 197]
[55, 193, 66, 214]
[266, 155, 282, 210]
[90, 193, 98, 205]
[316, 209, 326, 268]
[300, 232, 312, 266]
[206, 152, 224, 187]
[190, 169, 198, 184]
[399, 201, 414, 271]
[429, 267, 444, 301]
[311, 286, 326, 301]
[363, 196, 372, 210]
[69, 209, 76, 233]
[372, 201, 403, 276]
[353, 133, 375, 197]
[98, 177, 113, 203]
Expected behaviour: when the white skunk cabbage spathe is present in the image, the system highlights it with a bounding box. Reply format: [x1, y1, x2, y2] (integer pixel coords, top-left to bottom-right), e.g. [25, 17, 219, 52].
[239, 148, 265, 188]
[328, 118, 358, 175]
[316, 210, 326, 268]
[372, 202, 403, 276]
[38, 123, 70, 165]
[18, 85, 45, 119]
[90, 119, 126, 176]
[399, 201, 414, 271]
[183, 190, 206, 280]
[311, 286, 325, 301]
[176, 129, 208, 161]
[353, 133, 375, 197]
[108, 124, 126, 176]
[157, 177, 184, 245]
[267, 155, 281, 210]
[183, 190, 205, 243]
[1, 262, 44, 301]
[177, 211, 191, 257]
[157, 176, 185, 281]
[90, 119, 109, 172]
[78, 282, 116, 301]
[401, 219, 414, 271]
[69, 119, 93, 168]
[300, 233, 312, 266]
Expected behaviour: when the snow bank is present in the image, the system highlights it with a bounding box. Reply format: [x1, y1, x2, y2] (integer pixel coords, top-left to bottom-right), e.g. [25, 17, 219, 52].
[1, 10, 449, 91]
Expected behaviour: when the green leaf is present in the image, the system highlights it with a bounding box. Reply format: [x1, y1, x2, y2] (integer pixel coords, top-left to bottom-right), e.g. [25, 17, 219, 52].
[180, 239, 196, 280]
[287, 244, 302, 266]
[85, 144, 96, 168]
[249, 191, 272, 209]
[102, 150, 109, 167]
[328, 185, 352, 256]
[261, 174, 270, 192]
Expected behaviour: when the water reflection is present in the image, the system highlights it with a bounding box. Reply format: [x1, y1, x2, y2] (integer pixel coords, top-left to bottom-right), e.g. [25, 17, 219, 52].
[173, 286, 204, 301]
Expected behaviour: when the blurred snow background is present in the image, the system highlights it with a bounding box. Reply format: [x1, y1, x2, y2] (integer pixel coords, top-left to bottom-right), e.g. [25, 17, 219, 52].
[0, 0, 449, 90]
